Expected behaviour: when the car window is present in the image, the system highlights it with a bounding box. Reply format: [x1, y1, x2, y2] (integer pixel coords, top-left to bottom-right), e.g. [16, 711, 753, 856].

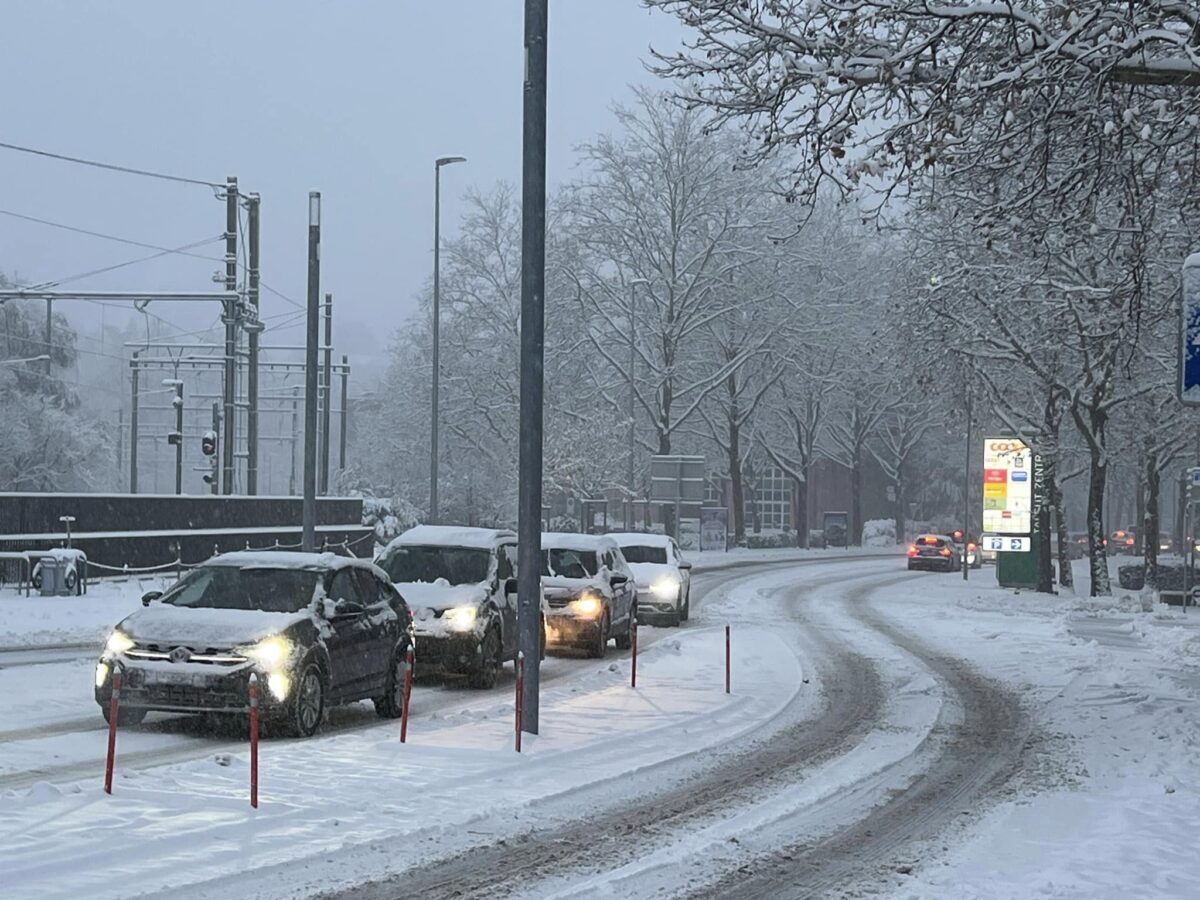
[161, 565, 320, 613]
[541, 548, 596, 578]
[610, 548, 631, 575]
[353, 568, 386, 606]
[328, 569, 364, 606]
[378, 545, 491, 585]
[497, 546, 514, 581]
[620, 544, 669, 564]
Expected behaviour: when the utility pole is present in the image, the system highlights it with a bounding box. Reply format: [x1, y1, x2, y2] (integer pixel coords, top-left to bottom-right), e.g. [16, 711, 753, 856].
[246, 193, 262, 495]
[517, 0, 548, 735]
[963, 385, 972, 582]
[117, 407, 124, 490]
[431, 154, 467, 524]
[222, 176, 239, 495]
[209, 402, 220, 494]
[166, 379, 184, 494]
[320, 293, 333, 495]
[130, 351, 140, 494]
[339, 354, 349, 473]
[290, 385, 300, 496]
[302, 192, 321, 551]
[44, 299, 53, 375]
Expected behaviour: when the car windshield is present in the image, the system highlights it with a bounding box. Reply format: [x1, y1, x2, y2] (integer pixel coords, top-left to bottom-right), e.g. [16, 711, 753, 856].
[161, 566, 320, 613]
[379, 545, 491, 585]
[541, 548, 598, 579]
[620, 545, 668, 564]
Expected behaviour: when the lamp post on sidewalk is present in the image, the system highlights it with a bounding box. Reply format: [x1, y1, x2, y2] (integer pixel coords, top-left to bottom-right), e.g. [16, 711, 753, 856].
[430, 154, 467, 524]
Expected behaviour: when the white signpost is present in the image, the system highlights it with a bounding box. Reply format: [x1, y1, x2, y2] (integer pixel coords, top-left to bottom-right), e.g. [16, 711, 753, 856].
[983, 437, 1032, 550]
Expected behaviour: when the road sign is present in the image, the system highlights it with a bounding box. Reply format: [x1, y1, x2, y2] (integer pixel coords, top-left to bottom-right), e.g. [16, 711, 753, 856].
[982, 438, 1032, 534]
[1189, 467, 1200, 503]
[986, 535, 1029, 552]
[1181, 253, 1200, 405]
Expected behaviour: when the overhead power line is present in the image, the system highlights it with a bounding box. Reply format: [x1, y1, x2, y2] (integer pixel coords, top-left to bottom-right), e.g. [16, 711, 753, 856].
[0, 207, 226, 263]
[30, 237, 225, 290]
[0, 140, 221, 188]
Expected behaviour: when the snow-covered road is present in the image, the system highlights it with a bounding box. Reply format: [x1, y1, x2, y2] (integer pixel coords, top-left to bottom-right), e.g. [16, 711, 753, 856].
[3, 555, 1198, 899]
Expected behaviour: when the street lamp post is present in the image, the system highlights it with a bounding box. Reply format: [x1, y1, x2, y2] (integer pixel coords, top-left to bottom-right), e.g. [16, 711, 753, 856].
[626, 278, 648, 529]
[430, 155, 467, 525]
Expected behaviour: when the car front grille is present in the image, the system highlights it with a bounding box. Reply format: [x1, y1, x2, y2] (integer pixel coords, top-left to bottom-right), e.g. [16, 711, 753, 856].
[126, 643, 245, 665]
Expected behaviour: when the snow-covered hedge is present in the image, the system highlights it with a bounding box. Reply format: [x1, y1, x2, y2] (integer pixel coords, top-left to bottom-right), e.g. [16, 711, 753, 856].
[361, 496, 422, 544]
[862, 519, 896, 547]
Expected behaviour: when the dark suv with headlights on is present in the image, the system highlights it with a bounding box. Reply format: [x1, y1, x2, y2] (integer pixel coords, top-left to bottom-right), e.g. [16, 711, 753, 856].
[542, 533, 637, 658]
[377, 525, 539, 689]
[95, 551, 412, 738]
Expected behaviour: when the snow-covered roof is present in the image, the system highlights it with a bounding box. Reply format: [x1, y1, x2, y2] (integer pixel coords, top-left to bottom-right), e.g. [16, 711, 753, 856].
[203, 550, 364, 571]
[387, 525, 516, 552]
[606, 532, 672, 548]
[541, 532, 618, 552]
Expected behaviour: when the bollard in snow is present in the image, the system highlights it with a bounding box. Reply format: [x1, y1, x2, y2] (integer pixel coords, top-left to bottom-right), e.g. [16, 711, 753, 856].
[631, 618, 638, 688]
[400, 645, 414, 743]
[248, 673, 259, 808]
[104, 669, 122, 794]
[515, 651, 525, 753]
[725, 624, 731, 694]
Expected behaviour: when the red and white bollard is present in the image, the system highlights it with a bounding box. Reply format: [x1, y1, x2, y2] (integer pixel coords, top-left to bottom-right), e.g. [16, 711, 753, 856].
[104, 668, 121, 795]
[630, 618, 638, 688]
[725, 624, 731, 694]
[248, 673, 259, 809]
[400, 645, 414, 743]
[515, 651, 525, 753]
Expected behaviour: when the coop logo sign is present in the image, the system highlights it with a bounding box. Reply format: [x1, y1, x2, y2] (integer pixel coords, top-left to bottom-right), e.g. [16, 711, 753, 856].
[982, 436, 1032, 540]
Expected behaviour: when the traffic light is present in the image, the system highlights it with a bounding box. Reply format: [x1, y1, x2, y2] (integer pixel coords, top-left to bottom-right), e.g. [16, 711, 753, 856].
[201, 430, 217, 457]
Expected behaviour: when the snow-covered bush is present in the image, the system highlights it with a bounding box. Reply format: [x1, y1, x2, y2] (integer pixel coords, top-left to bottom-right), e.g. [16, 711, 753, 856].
[360, 496, 422, 544]
[862, 519, 896, 547]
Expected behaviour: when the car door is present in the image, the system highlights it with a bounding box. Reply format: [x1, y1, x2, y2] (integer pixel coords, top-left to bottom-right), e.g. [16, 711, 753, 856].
[355, 567, 398, 694]
[323, 568, 373, 698]
[496, 543, 519, 660]
[671, 539, 690, 598]
[606, 548, 633, 626]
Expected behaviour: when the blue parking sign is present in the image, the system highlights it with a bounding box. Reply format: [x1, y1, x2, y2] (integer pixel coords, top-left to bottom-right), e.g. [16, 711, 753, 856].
[1181, 253, 1200, 404]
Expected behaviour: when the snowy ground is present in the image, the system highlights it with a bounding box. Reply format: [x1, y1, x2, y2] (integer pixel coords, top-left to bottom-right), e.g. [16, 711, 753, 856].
[1, 553, 1197, 898]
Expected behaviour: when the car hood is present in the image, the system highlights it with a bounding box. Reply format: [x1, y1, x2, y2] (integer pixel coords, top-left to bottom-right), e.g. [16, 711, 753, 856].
[627, 562, 676, 585]
[542, 575, 609, 600]
[118, 604, 310, 649]
[394, 580, 488, 612]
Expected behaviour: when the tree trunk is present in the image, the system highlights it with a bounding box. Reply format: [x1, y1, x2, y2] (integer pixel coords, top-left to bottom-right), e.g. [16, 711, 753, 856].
[1143, 446, 1160, 584]
[729, 421, 745, 544]
[1086, 442, 1111, 596]
[1035, 452, 1054, 594]
[894, 476, 907, 547]
[850, 445, 863, 546]
[795, 475, 809, 548]
[1051, 468, 1073, 590]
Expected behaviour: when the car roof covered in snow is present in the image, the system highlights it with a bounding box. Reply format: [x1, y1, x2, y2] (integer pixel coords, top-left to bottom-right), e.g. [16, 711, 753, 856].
[385, 525, 516, 552]
[203, 550, 370, 572]
[606, 532, 673, 548]
[541, 532, 619, 552]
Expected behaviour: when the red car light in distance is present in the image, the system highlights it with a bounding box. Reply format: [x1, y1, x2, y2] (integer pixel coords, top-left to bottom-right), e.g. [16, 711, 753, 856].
[967, 542, 977, 551]
[907, 545, 919, 557]
[939, 547, 952, 557]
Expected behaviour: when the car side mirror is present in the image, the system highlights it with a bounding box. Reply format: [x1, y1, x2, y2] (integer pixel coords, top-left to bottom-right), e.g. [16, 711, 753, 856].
[610, 574, 628, 587]
[331, 598, 366, 619]
[505, 577, 519, 596]
[142, 590, 162, 607]
[678, 561, 692, 570]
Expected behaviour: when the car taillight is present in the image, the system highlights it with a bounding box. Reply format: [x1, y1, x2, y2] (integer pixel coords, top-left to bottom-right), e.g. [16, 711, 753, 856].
[967, 542, 976, 551]
[939, 547, 951, 557]
[1125, 538, 1134, 546]
[907, 545, 918, 557]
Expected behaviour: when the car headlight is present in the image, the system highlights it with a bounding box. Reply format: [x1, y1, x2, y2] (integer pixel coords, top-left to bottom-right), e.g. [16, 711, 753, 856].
[570, 593, 603, 617]
[243, 636, 292, 670]
[650, 576, 680, 599]
[443, 606, 478, 632]
[106, 630, 134, 655]
[267, 671, 290, 701]
[95, 661, 110, 687]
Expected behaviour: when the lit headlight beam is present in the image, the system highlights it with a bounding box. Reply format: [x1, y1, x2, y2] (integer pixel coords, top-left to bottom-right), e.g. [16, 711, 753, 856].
[105, 630, 134, 655]
[443, 605, 478, 632]
[244, 636, 292, 670]
[650, 576, 680, 599]
[569, 594, 603, 617]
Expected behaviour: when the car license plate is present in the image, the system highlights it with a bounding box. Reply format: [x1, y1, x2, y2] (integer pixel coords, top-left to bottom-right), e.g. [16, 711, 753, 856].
[145, 669, 191, 685]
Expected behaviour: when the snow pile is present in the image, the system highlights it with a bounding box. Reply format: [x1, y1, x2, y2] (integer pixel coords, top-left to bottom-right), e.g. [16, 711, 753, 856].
[860, 518, 896, 547]
[0, 576, 172, 649]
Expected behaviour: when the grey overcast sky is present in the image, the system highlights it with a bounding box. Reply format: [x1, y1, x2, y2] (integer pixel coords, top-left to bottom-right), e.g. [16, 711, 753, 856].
[1, 1, 686, 380]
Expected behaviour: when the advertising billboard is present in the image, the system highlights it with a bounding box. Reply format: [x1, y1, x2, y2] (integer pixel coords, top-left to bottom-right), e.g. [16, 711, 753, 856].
[982, 437, 1032, 538]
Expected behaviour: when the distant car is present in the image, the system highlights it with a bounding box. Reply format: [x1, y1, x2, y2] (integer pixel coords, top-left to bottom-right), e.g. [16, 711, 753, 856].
[377, 525, 537, 689]
[979, 533, 999, 565]
[950, 532, 983, 569]
[1110, 529, 1137, 555]
[1158, 533, 1174, 554]
[906, 534, 961, 572]
[542, 533, 637, 658]
[608, 532, 692, 626]
[95, 551, 412, 738]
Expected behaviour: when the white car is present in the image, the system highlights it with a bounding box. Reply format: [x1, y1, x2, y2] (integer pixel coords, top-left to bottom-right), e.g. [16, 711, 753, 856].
[376, 525, 526, 689]
[608, 532, 692, 626]
[541, 533, 637, 658]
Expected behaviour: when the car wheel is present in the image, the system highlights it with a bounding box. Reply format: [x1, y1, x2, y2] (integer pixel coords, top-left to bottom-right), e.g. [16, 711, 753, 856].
[615, 603, 636, 650]
[286, 662, 325, 738]
[539, 615, 547, 661]
[102, 705, 147, 727]
[373, 643, 410, 719]
[679, 588, 690, 622]
[467, 627, 501, 689]
[586, 612, 610, 659]
[907, 562, 916, 570]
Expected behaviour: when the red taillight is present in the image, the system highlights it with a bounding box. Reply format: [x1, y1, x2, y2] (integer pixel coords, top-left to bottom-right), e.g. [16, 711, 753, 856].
[967, 542, 976, 551]
[907, 545, 918, 557]
[1125, 538, 1134, 546]
[939, 547, 952, 557]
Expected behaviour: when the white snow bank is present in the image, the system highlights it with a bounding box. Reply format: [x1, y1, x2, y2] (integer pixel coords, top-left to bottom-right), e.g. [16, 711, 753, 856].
[0, 576, 173, 649]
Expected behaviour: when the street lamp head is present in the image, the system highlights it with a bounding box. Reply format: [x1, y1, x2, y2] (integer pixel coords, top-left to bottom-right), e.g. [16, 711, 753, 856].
[308, 192, 321, 227]
[436, 156, 467, 167]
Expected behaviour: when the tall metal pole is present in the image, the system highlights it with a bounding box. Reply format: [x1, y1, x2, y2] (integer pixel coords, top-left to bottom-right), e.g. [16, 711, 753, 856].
[290, 385, 300, 496]
[44, 299, 53, 375]
[430, 155, 466, 524]
[339, 354, 349, 473]
[320, 293, 333, 495]
[173, 380, 184, 495]
[222, 176, 239, 494]
[210, 402, 220, 494]
[117, 407, 124, 490]
[246, 193, 261, 495]
[963, 386, 971, 582]
[517, 0, 548, 735]
[129, 351, 140, 494]
[302, 192, 321, 551]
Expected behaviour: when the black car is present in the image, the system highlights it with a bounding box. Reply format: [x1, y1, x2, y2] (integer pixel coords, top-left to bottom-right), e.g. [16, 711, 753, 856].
[95, 551, 412, 738]
[906, 534, 961, 572]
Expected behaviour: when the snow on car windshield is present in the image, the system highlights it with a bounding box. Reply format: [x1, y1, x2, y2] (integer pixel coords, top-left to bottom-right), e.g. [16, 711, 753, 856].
[380, 545, 490, 585]
[161, 566, 320, 613]
[541, 548, 597, 578]
[619, 545, 668, 564]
